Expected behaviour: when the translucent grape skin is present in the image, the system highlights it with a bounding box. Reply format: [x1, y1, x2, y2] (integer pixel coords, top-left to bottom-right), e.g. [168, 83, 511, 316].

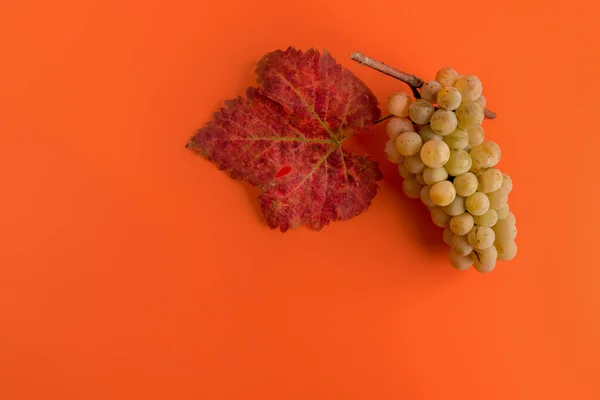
[487, 187, 509, 209]
[455, 75, 483, 102]
[429, 109, 458, 136]
[445, 149, 472, 176]
[404, 154, 426, 174]
[423, 167, 448, 185]
[419, 126, 442, 143]
[436, 87, 462, 111]
[397, 162, 415, 179]
[443, 226, 454, 245]
[505, 211, 516, 226]
[496, 204, 510, 220]
[443, 196, 466, 216]
[431, 207, 451, 228]
[449, 250, 473, 270]
[476, 244, 498, 266]
[470, 141, 501, 172]
[477, 168, 504, 193]
[456, 101, 485, 129]
[420, 185, 437, 208]
[386, 117, 414, 140]
[496, 240, 517, 261]
[501, 174, 513, 193]
[449, 212, 475, 235]
[467, 126, 485, 147]
[408, 99, 435, 124]
[468, 226, 495, 250]
[402, 178, 422, 199]
[451, 234, 473, 256]
[387, 92, 411, 117]
[421, 80, 442, 103]
[435, 67, 459, 87]
[429, 180, 457, 207]
[443, 128, 469, 149]
[474, 95, 486, 109]
[416, 173, 426, 185]
[453, 172, 478, 197]
[385, 140, 404, 163]
[420, 140, 451, 168]
[473, 208, 498, 227]
[465, 192, 490, 216]
[493, 219, 517, 243]
[395, 131, 423, 156]
[473, 258, 495, 273]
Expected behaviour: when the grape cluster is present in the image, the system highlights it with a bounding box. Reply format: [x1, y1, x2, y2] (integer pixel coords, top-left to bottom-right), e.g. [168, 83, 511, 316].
[384, 68, 517, 272]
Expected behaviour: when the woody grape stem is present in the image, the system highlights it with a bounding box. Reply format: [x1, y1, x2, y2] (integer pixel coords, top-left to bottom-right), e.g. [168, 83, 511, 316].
[350, 52, 497, 119]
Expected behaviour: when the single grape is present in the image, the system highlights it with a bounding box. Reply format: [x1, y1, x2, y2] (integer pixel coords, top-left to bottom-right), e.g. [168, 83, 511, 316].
[420, 139, 451, 168]
[387, 92, 411, 117]
[473, 208, 498, 227]
[408, 99, 435, 124]
[455, 75, 483, 102]
[431, 207, 451, 228]
[443, 226, 454, 246]
[421, 80, 442, 103]
[436, 87, 462, 110]
[453, 172, 478, 197]
[449, 250, 473, 270]
[402, 178, 423, 199]
[469, 141, 501, 172]
[493, 220, 517, 243]
[416, 173, 426, 185]
[468, 226, 495, 250]
[435, 67, 459, 87]
[404, 154, 426, 174]
[501, 173, 513, 193]
[445, 149, 472, 176]
[430, 180, 457, 207]
[397, 162, 415, 179]
[420, 185, 437, 208]
[475, 245, 497, 269]
[443, 196, 466, 216]
[443, 128, 469, 149]
[386, 117, 414, 140]
[449, 212, 475, 235]
[430, 109, 458, 136]
[505, 212, 516, 226]
[467, 125, 485, 147]
[385, 140, 404, 164]
[423, 167, 449, 185]
[487, 187, 509, 209]
[496, 204, 510, 220]
[496, 240, 518, 261]
[473, 259, 495, 273]
[455, 102, 484, 129]
[476, 168, 504, 193]
[465, 192, 490, 215]
[474, 95, 486, 109]
[451, 234, 473, 256]
[418, 125, 442, 143]
[395, 131, 423, 156]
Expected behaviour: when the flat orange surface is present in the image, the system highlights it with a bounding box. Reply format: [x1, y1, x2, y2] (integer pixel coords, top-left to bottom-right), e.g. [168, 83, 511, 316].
[1, 0, 599, 399]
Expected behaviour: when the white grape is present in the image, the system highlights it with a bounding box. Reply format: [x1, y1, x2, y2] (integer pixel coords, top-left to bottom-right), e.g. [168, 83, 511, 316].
[402, 178, 423, 199]
[469, 141, 501, 172]
[430, 180, 457, 207]
[443, 226, 454, 245]
[449, 212, 475, 235]
[408, 99, 435, 124]
[397, 162, 415, 179]
[395, 131, 423, 156]
[443, 128, 469, 149]
[455, 75, 483, 102]
[476, 168, 504, 193]
[456, 102, 484, 129]
[496, 203, 510, 220]
[419, 125, 442, 143]
[423, 167, 448, 185]
[420, 139, 451, 168]
[436, 87, 462, 111]
[496, 240, 517, 261]
[449, 250, 473, 270]
[487, 187, 509, 210]
[444, 149, 472, 176]
[435, 67, 459, 87]
[465, 192, 490, 216]
[386, 117, 414, 140]
[421, 80, 442, 103]
[416, 173, 426, 185]
[467, 125, 485, 147]
[468, 226, 495, 250]
[443, 196, 466, 216]
[420, 185, 437, 208]
[451, 234, 473, 256]
[430, 109, 458, 136]
[473, 208, 498, 227]
[404, 154, 426, 174]
[385, 140, 404, 164]
[493, 219, 517, 243]
[387, 92, 411, 117]
[501, 174, 513, 193]
[453, 172, 478, 197]
[474, 95, 486, 109]
[431, 207, 451, 228]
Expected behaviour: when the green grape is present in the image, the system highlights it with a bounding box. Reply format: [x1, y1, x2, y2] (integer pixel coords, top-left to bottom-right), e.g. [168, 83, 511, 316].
[449, 212, 475, 235]
[436, 87, 462, 110]
[451, 234, 473, 256]
[416, 173, 426, 185]
[408, 99, 435, 124]
[430, 109, 458, 136]
[496, 204, 510, 220]
[456, 102, 484, 129]
[474, 95, 486, 109]
[443, 196, 466, 216]
[473, 208, 498, 227]
[402, 178, 423, 199]
[430, 180, 456, 207]
[435, 67, 459, 87]
[385, 140, 403, 164]
[455, 75, 483, 102]
[468, 226, 495, 250]
[420, 139, 451, 168]
[473, 258, 495, 273]
[443, 226, 454, 245]
[387, 91, 411, 117]
[395, 131, 423, 156]
[445, 149, 472, 176]
[476, 168, 504, 193]
[487, 187, 509, 209]
[465, 192, 490, 215]
[493, 219, 517, 243]
[423, 167, 448, 185]
[469, 141, 501, 172]
[420, 185, 436, 208]
[453, 172, 478, 197]
[404, 154, 426, 174]
[467, 125, 485, 147]
[496, 240, 517, 261]
[443, 128, 469, 149]
[386, 117, 414, 140]
[418, 125, 442, 143]
[397, 162, 415, 179]
[501, 173, 513, 193]
[420, 80, 442, 103]
[449, 250, 473, 270]
[431, 207, 451, 228]
[476, 245, 498, 265]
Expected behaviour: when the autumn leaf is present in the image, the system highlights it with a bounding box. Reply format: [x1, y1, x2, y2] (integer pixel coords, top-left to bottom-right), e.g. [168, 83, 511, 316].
[188, 47, 382, 231]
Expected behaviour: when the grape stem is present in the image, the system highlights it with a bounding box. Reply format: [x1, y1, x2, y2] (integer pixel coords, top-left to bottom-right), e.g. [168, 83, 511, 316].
[350, 52, 497, 120]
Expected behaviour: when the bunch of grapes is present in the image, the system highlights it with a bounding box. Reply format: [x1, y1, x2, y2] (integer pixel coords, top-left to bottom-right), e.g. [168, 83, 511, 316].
[384, 68, 517, 273]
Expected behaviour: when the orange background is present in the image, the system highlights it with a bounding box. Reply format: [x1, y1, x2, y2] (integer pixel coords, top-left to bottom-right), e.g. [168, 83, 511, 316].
[1, 0, 599, 399]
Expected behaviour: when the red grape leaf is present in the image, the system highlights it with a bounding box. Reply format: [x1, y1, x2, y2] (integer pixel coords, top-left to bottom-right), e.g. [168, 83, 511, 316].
[188, 47, 381, 231]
